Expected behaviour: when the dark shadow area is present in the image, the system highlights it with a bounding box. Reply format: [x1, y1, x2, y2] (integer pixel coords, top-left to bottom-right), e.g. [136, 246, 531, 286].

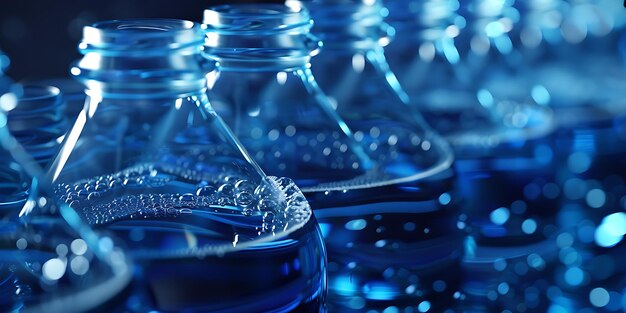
[0, 0, 283, 80]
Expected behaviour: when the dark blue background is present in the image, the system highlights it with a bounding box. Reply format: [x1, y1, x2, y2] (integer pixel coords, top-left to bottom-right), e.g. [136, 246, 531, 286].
[0, 0, 282, 80]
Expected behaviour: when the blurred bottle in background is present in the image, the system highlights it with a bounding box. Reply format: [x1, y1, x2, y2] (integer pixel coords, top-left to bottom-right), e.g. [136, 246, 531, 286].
[384, 0, 560, 311]
[23, 78, 86, 126]
[510, 1, 626, 312]
[0, 52, 132, 313]
[8, 85, 68, 168]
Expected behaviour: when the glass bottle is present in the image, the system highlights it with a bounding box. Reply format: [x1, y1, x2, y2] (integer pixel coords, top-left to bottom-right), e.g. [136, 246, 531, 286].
[48, 19, 326, 312]
[8, 85, 68, 167]
[383, 0, 562, 311]
[204, 3, 461, 312]
[24, 78, 86, 125]
[0, 59, 131, 313]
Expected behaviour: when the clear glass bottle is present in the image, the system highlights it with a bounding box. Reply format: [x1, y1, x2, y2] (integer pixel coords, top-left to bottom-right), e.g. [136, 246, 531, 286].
[8, 85, 68, 167]
[204, 3, 461, 312]
[48, 19, 326, 312]
[203, 4, 373, 189]
[0, 61, 131, 312]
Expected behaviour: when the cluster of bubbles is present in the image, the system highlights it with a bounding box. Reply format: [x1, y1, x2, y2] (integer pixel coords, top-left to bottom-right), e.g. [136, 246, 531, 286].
[352, 125, 434, 161]
[248, 122, 449, 193]
[54, 161, 312, 235]
[247, 127, 365, 173]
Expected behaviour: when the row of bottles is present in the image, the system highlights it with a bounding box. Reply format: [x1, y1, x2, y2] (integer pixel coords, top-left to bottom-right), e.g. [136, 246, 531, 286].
[0, 0, 625, 311]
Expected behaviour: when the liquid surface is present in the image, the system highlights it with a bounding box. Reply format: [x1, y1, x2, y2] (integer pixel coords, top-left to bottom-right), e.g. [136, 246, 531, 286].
[306, 168, 463, 313]
[55, 162, 325, 312]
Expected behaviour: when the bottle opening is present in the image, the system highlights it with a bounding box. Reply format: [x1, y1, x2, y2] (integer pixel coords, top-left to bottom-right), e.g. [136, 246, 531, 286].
[74, 18, 208, 97]
[10, 85, 64, 117]
[91, 19, 196, 33]
[81, 19, 203, 52]
[206, 4, 302, 18]
[211, 6, 290, 15]
[115, 24, 171, 32]
[204, 4, 310, 33]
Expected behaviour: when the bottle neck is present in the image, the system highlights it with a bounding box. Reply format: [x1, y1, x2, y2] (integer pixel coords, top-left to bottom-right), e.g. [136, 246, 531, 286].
[203, 34, 319, 72]
[73, 19, 209, 99]
[203, 4, 320, 72]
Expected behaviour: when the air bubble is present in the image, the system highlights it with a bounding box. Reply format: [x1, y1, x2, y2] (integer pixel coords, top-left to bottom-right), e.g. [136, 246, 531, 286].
[234, 180, 255, 193]
[218, 183, 235, 196]
[196, 186, 216, 197]
[179, 193, 195, 202]
[236, 192, 255, 207]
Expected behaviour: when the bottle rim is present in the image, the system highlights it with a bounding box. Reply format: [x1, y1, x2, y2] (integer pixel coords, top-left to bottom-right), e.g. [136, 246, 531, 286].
[203, 4, 311, 34]
[80, 19, 204, 53]
[9, 85, 65, 116]
[202, 4, 319, 71]
[18, 85, 61, 102]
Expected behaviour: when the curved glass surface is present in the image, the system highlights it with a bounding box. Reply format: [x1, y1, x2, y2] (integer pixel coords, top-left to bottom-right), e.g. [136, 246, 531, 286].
[47, 19, 326, 312]
[203, 3, 462, 312]
[8, 85, 68, 167]
[0, 56, 131, 313]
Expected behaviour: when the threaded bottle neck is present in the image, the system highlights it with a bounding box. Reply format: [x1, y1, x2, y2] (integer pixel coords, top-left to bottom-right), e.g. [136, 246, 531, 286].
[72, 19, 209, 98]
[9, 85, 67, 166]
[203, 4, 320, 71]
[291, 0, 394, 51]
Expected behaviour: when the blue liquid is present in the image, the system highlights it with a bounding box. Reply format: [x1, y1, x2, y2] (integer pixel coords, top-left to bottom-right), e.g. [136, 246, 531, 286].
[0, 216, 131, 313]
[112, 216, 325, 312]
[234, 112, 462, 311]
[56, 161, 326, 313]
[304, 169, 462, 312]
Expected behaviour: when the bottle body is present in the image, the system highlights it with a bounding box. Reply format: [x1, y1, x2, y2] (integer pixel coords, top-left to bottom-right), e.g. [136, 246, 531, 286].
[308, 39, 462, 313]
[205, 2, 461, 312]
[0, 60, 131, 313]
[51, 92, 326, 312]
[210, 63, 461, 313]
[382, 0, 562, 310]
[47, 19, 327, 312]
